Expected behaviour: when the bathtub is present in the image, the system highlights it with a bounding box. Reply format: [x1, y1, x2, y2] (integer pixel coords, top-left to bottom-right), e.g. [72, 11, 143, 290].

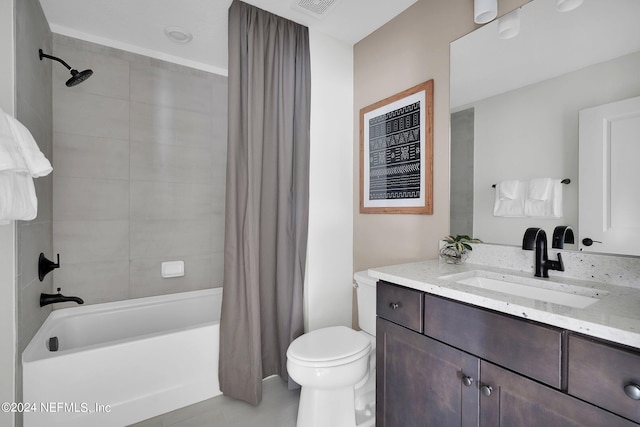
[22, 288, 222, 427]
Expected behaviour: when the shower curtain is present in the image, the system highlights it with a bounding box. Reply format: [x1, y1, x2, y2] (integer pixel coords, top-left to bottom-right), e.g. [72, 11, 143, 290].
[219, 0, 311, 406]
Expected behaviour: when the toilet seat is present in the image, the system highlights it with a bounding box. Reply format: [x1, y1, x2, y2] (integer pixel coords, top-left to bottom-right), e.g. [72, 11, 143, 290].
[287, 326, 371, 368]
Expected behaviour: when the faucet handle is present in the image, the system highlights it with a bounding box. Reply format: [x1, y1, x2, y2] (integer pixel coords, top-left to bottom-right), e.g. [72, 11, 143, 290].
[546, 253, 565, 274]
[552, 226, 574, 249]
[38, 253, 61, 281]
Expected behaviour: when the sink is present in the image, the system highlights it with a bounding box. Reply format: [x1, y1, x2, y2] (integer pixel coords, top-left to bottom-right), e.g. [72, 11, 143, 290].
[438, 270, 607, 308]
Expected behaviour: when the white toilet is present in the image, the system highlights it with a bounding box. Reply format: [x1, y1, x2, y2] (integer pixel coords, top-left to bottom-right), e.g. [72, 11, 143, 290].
[286, 271, 377, 427]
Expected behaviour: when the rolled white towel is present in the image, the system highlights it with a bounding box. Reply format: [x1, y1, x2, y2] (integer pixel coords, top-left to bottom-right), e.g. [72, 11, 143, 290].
[0, 171, 38, 224]
[5, 112, 52, 177]
[0, 108, 29, 173]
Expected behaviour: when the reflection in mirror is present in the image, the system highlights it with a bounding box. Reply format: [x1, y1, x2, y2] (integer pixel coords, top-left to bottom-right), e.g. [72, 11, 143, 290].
[450, 0, 640, 256]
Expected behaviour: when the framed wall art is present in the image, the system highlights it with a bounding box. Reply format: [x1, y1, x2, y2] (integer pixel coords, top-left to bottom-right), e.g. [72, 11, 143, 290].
[359, 80, 434, 214]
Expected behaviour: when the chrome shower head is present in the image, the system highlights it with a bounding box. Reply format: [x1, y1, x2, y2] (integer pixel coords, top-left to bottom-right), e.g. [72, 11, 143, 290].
[39, 49, 93, 87]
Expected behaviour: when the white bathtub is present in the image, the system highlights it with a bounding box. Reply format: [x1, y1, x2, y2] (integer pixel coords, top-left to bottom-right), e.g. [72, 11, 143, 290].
[22, 288, 222, 427]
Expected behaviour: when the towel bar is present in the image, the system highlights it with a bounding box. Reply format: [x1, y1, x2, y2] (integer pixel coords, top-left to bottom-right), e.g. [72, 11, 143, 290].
[492, 178, 570, 188]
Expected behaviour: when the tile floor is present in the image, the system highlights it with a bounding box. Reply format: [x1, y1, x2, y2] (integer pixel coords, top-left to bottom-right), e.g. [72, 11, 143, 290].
[128, 377, 299, 427]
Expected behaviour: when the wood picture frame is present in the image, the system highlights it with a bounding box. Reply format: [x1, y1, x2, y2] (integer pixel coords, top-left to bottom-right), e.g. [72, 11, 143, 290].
[359, 80, 434, 214]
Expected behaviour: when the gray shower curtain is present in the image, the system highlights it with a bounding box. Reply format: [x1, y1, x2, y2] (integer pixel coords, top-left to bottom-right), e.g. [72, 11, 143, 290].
[218, 0, 311, 406]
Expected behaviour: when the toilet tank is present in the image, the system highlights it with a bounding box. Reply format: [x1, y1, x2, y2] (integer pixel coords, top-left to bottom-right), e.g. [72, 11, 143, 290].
[354, 270, 377, 336]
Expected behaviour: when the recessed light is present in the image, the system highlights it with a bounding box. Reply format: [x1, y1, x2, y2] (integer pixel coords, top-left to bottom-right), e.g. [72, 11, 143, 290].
[164, 26, 193, 43]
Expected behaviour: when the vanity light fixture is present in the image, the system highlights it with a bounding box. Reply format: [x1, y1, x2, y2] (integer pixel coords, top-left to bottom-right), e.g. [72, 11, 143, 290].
[164, 26, 193, 43]
[556, 0, 583, 12]
[474, 0, 497, 24]
[498, 8, 521, 39]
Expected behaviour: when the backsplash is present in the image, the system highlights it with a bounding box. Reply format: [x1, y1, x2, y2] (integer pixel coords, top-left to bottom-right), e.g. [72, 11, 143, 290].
[464, 243, 640, 290]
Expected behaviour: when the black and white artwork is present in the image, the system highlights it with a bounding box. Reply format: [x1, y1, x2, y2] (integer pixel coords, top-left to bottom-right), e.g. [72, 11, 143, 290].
[360, 80, 433, 214]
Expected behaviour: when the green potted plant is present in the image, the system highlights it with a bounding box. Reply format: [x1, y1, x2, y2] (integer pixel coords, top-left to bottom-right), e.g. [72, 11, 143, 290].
[440, 235, 482, 264]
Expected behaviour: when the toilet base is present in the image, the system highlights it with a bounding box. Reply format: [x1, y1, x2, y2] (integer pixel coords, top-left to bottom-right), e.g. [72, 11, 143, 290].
[296, 385, 357, 427]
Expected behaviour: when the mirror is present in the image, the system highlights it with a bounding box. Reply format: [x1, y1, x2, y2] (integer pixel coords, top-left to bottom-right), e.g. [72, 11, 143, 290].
[450, 0, 640, 255]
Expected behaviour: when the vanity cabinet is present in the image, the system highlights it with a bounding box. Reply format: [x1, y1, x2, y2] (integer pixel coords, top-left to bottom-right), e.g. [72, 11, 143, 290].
[480, 360, 635, 426]
[376, 280, 639, 426]
[568, 335, 640, 424]
[377, 318, 479, 427]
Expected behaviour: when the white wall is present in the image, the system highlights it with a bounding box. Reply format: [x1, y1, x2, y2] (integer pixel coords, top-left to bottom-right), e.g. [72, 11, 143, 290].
[472, 52, 640, 246]
[0, 0, 16, 424]
[305, 30, 354, 331]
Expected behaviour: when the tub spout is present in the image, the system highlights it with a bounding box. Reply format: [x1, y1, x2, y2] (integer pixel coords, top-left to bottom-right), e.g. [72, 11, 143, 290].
[40, 288, 84, 307]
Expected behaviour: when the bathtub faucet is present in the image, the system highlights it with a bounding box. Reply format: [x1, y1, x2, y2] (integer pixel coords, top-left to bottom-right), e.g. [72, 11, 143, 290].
[40, 288, 84, 307]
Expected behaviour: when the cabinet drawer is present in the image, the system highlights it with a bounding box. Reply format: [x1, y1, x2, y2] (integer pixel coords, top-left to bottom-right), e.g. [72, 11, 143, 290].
[424, 294, 563, 388]
[568, 334, 640, 423]
[377, 281, 423, 333]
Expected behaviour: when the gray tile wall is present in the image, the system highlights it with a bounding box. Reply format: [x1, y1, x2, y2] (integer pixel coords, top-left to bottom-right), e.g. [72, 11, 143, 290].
[52, 35, 227, 305]
[15, 0, 53, 424]
[450, 108, 475, 237]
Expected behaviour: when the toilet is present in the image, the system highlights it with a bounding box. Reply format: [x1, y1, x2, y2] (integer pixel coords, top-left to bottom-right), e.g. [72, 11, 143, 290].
[286, 271, 377, 427]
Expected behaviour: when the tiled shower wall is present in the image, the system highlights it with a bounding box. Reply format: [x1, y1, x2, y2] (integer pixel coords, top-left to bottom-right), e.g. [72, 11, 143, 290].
[52, 35, 227, 305]
[15, 0, 53, 422]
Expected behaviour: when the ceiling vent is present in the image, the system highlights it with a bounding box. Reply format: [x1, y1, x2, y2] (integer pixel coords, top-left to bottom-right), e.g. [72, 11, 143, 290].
[293, 0, 342, 18]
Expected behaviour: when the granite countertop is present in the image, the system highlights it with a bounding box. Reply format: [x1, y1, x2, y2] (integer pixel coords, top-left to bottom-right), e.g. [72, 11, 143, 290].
[369, 260, 640, 349]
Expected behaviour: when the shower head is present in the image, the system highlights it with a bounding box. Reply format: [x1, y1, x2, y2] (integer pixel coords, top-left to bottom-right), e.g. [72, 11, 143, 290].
[39, 49, 93, 87]
[66, 69, 94, 87]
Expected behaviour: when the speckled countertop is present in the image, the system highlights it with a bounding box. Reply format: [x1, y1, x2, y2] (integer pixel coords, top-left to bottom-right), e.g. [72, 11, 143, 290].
[369, 259, 640, 349]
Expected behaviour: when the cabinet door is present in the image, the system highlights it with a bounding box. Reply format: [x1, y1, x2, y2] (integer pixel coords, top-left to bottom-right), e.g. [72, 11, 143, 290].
[377, 318, 479, 427]
[480, 361, 638, 427]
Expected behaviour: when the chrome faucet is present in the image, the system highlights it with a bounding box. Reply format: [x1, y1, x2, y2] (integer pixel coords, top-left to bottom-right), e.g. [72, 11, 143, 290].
[522, 228, 564, 278]
[40, 288, 84, 307]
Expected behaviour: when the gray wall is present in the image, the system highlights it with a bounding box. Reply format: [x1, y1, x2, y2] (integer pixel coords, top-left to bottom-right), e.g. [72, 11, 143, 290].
[52, 35, 227, 305]
[14, 0, 54, 425]
[450, 108, 474, 237]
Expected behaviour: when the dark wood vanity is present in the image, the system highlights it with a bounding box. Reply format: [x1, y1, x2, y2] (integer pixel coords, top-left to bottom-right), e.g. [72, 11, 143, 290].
[376, 280, 640, 426]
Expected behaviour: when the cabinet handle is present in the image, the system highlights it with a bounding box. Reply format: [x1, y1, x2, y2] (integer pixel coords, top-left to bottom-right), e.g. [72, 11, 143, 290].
[389, 302, 399, 310]
[624, 383, 640, 400]
[481, 385, 493, 397]
[462, 375, 474, 387]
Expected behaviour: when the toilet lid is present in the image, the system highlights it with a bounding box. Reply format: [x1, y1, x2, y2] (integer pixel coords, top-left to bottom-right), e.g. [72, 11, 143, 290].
[287, 326, 371, 368]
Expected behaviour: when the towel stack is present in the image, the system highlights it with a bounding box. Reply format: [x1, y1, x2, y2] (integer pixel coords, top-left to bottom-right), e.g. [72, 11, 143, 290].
[0, 108, 52, 224]
[493, 178, 563, 218]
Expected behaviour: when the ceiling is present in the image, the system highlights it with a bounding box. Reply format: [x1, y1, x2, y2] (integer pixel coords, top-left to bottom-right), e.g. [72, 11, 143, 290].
[451, 0, 640, 108]
[38, 0, 418, 76]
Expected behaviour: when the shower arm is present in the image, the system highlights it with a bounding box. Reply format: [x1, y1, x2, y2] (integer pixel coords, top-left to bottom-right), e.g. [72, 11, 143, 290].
[39, 49, 72, 71]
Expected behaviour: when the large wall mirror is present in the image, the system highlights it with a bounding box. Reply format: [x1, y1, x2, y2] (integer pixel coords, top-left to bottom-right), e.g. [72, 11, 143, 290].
[450, 0, 640, 256]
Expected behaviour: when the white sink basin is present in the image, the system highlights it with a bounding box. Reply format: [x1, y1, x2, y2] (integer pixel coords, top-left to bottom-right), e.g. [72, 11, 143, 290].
[438, 270, 607, 308]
